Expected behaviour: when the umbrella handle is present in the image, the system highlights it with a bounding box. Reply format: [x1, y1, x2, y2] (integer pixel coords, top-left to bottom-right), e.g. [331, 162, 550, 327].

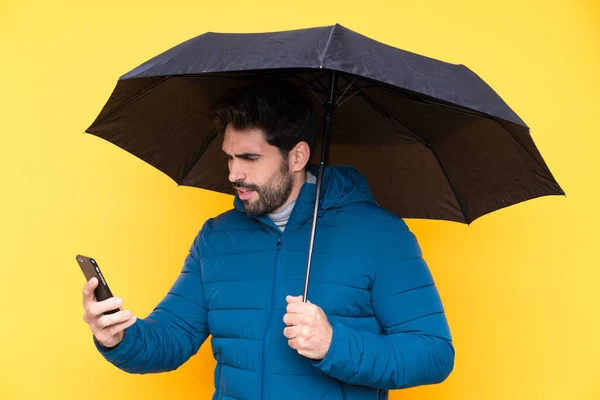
[302, 70, 338, 303]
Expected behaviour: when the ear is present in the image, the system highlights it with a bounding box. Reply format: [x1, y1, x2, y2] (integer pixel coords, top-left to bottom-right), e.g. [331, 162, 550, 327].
[289, 141, 311, 173]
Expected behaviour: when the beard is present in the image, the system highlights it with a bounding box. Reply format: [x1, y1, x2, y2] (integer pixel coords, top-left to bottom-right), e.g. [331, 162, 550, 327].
[233, 159, 294, 217]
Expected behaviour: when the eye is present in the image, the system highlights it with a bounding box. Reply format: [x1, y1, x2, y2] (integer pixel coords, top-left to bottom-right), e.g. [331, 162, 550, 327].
[239, 154, 260, 162]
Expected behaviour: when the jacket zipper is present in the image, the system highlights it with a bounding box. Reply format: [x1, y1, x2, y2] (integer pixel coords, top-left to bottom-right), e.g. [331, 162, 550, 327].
[259, 235, 284, 400]
[338, 381, 347, 400]
[215, 354, 222, 398]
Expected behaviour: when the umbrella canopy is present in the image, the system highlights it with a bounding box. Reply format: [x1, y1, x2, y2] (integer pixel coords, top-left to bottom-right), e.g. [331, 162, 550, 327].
[87, 23, 563, 224]
[86, 23, 564, 301]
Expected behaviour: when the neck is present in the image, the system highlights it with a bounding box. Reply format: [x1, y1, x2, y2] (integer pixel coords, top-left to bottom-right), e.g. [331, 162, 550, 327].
[272, 170, 307, 213]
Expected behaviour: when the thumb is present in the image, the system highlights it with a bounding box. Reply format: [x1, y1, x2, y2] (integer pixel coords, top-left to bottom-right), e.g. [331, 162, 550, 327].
[286, 295, 303, 303]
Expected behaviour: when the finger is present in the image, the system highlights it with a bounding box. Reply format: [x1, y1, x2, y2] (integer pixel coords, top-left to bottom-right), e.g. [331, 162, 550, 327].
[96, 315, 137, 343]
[95, 309, 133, 330]
[82, 277, 98, 307]
[88, 296, 122, 317]
[283, 325, 301, 339]
[297, 349, 311, 358]
[288, 336, 307, 351]
[283, 312, 304, 326]
[288, 338, 298, 350]
[286, 301, 312, 314]
[104, 315, 137, 338]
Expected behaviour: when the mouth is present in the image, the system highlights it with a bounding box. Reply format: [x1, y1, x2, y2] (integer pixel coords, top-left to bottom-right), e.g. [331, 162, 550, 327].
[236, 187, 256, 201]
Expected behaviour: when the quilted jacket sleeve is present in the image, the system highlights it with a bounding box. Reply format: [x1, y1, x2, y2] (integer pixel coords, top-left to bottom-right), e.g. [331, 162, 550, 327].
[313, 215, 455, 389]
[92, 225, 210, 374]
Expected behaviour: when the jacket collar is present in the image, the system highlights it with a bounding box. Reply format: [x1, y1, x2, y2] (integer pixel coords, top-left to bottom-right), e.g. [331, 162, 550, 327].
[233, 164, 377, 233]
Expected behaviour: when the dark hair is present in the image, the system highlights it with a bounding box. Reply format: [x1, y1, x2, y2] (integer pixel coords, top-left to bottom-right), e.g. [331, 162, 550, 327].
[211, 79, 316, 161]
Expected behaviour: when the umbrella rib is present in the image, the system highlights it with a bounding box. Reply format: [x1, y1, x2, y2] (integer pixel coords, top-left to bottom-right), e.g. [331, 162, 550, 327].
[319, 25, 337, 67]
[374, 82, 546, 179]
[289, 73, 328, 105]
[310, 71, 331, 94]
[177, 130, 219, 186]
[498, 120, 563, 192]
[427, 146, 470, 224]
[377, 83, 495, 121]
[336, 89, 365, 107]
[335, 76, 358, 105]
[359, 92, 469, 222]
[90, 76, 170, 128]
[298, 71, 328, 88]
[302, 79, 326, 105]
[306, 84, 325, 105]
[359, 92, 430, 147]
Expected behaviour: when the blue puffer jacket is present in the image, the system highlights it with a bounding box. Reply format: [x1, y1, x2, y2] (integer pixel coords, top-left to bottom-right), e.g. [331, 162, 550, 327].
[94, 165, 454, 400]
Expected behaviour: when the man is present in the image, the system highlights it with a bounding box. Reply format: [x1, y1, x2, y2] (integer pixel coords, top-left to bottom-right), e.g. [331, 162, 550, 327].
[81, 81, 455, 399]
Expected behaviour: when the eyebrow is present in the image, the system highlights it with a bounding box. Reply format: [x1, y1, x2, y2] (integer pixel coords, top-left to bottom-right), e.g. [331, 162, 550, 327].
[222, 151, 262, 160]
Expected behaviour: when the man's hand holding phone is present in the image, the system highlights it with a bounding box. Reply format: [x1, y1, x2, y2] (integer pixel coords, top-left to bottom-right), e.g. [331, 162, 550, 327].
[82, 277, 137, 348]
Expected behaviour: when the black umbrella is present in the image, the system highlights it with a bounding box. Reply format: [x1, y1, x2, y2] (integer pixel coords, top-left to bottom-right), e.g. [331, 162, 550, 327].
[86, 23, 564, 302]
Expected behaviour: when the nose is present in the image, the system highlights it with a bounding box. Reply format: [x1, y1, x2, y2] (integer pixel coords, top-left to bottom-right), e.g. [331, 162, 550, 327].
[228, 159, 246, 183]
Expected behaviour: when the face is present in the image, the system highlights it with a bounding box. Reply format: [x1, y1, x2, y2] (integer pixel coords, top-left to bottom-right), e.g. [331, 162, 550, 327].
[222, 125, 294, 216]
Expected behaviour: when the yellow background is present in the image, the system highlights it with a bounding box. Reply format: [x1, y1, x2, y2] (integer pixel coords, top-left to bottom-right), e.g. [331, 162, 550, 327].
[1, 0, 599, 399]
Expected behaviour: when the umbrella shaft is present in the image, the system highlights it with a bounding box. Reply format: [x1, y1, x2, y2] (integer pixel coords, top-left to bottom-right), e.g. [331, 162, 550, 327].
[303, 70, 338, 303]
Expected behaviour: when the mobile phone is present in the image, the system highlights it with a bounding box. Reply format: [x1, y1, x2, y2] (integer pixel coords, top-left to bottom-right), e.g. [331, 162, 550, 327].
[76, 255, 120, 315]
